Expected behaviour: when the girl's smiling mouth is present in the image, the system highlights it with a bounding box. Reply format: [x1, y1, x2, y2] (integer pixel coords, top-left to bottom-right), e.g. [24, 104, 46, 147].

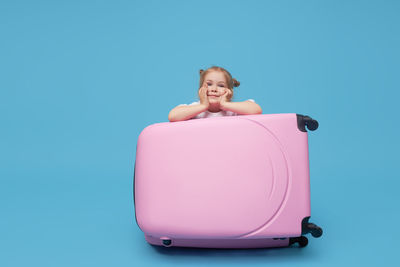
[207, 93, 219, 97]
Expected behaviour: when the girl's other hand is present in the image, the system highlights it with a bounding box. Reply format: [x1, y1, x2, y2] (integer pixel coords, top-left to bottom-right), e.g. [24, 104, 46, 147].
[220, 88, 232, 107]
[198, 83, 210, 108]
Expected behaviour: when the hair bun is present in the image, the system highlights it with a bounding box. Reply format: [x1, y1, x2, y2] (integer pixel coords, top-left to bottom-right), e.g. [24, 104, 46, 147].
[232, 78, 240, 87]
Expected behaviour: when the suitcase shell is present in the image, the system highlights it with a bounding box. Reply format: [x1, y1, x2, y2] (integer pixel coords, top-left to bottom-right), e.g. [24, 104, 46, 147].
[134, 113, 321, 248]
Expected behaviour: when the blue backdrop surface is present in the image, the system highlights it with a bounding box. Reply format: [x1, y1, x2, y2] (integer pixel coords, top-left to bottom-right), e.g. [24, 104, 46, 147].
[1, 0, 399, 266]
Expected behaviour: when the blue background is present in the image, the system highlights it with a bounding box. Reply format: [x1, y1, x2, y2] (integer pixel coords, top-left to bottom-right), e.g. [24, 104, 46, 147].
[1, 0, 399, 266]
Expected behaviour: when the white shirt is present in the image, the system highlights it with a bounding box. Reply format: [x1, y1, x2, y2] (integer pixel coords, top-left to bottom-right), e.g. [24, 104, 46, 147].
[177, 99, 256, 119]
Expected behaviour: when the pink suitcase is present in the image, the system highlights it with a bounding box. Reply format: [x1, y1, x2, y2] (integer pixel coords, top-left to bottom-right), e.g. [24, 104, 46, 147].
[134, 113, 323, 249]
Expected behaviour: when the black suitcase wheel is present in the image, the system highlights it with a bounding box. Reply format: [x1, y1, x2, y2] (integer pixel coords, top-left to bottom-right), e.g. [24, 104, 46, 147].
[306, 222, 323, 238]
[305, 117, 319, 131]
[310, 225, 323, 238]
[289, 236, 308, 247]
[299, 236, 308, 247]
[301, 217, 323, 238]
[296, 114, 319, 132]
[162, 239, 172, 247]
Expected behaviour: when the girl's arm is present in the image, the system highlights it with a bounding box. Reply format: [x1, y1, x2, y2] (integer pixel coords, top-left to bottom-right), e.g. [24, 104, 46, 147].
[220, 100, 262, 115]
[168, 103, 208, 122]
[169, 84, 210, 122]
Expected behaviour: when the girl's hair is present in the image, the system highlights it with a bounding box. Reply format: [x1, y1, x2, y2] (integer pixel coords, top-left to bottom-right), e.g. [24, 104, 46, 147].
[199, 66, 240, 101]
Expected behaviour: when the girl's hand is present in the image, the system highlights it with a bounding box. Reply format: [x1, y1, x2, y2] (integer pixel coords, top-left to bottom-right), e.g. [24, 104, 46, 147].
[198, 83, 210, 108]
[220, 88, 233, 108]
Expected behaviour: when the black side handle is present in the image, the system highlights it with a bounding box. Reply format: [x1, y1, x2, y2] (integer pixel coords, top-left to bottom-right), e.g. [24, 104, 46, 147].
[297, 114, 319, 132]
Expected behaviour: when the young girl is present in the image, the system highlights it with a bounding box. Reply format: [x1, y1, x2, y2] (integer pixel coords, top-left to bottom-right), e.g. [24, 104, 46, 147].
[168, 66, 262, 122]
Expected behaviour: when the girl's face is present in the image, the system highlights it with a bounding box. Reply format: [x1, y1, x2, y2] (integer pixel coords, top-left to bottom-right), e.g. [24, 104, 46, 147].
[203, 71, 230, 103]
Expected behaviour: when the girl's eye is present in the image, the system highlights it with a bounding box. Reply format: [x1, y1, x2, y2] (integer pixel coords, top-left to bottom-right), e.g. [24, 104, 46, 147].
[207, 83, 212, 86]
[218, 84, 225, 87]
